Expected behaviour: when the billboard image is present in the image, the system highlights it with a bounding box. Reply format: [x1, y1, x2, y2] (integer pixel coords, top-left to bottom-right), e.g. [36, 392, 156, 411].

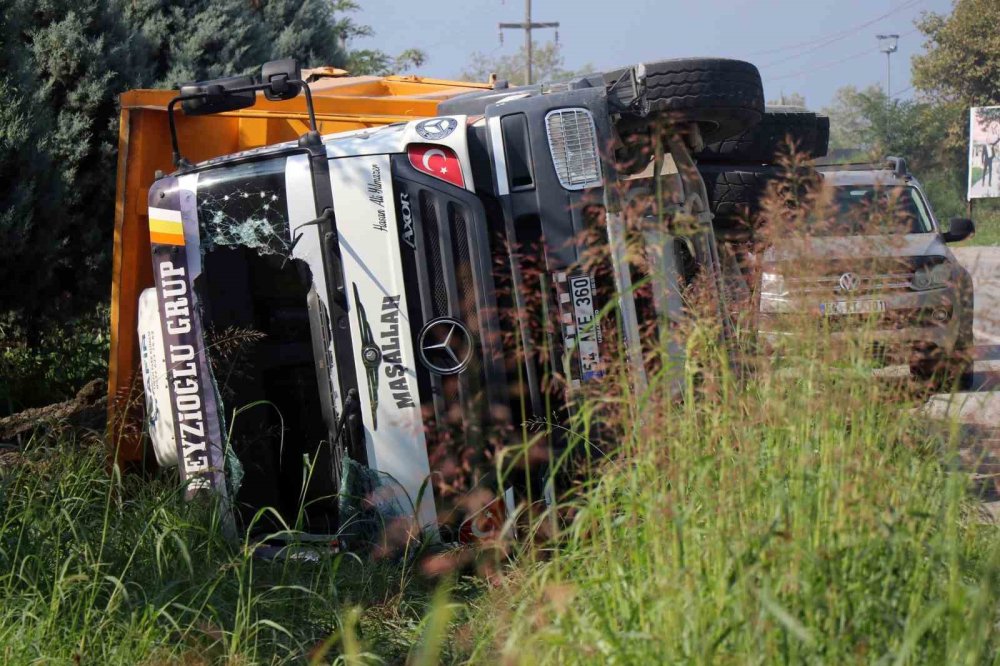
[968, 106, 1000, 200]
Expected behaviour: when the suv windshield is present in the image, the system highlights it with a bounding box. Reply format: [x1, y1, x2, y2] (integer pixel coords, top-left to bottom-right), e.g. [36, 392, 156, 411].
[821, 185, 934, 235]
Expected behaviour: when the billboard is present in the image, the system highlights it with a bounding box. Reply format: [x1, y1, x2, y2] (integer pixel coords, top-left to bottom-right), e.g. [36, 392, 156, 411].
[969, 106, 1000, 200]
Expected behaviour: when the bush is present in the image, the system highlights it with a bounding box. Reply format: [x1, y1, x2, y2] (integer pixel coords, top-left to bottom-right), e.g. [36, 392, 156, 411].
[0, 306, 109, 416]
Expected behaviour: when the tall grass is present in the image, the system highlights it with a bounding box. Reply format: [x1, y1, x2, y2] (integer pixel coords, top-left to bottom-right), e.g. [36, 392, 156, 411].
[457, 336, 1000, 663]
[3, 152, 998, 664]
[5, 331, 995, 663]
[0, 434, 451, 664]
[451, 156, 1000, 663]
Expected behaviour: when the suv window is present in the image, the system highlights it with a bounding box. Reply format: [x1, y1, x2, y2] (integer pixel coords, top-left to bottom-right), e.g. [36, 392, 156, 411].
[826, 185, 933, 235]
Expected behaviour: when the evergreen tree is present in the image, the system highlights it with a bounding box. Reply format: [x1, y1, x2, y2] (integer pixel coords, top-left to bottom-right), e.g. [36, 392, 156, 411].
[259, 0, 357, 69]
[25, 0, 144, 321]
[0, 1, 62, 332]
[122, 0, 267, 86]
[1, 0, 134, 330]
[1, 0, 419, 334]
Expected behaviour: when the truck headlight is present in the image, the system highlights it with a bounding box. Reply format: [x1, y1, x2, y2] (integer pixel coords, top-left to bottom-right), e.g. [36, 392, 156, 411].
[761, 271, 788, 298]
[910, 261, 952, 291]
[545, 108, 602, 190]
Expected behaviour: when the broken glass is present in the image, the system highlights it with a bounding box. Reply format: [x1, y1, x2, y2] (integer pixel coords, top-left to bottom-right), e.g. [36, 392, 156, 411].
[196, 157, 292, 256]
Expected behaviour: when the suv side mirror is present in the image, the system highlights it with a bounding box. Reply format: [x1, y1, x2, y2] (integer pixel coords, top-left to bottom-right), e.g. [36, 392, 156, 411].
[180, 75, 256, 116]
[943, 217, 975, 243]
[261, 58, 302, 102]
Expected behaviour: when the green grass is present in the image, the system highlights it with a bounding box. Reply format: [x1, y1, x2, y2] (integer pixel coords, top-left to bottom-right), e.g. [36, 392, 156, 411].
[4, 328, 1000, 664]
[0, 306, 110, 416]
[968, 203, 1000, 246]
[0, 436, 458, 664]
[919, 169, 1000, 246]
[456, 346, 1000, 663]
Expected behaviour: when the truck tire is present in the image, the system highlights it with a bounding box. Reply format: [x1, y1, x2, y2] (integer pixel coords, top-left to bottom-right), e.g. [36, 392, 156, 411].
[815, 114, 830, 159]
[608, 58, 764, 143]
[698, 164, 777, 228]
[696, 108, 830, 164]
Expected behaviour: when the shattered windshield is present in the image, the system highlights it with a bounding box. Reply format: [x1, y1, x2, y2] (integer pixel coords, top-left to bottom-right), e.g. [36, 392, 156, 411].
[196, 157, 292, 256]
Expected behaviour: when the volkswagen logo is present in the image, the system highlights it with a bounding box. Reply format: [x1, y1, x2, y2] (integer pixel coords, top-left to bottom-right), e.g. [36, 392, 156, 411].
[418, 318, 473, 375]
[838, 272, 861, 292]
[415, 117, 458, 141]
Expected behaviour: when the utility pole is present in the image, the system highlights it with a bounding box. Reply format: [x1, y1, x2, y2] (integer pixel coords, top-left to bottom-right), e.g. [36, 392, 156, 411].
[876, 33, 899, 105]
[499, 0, 559, 85]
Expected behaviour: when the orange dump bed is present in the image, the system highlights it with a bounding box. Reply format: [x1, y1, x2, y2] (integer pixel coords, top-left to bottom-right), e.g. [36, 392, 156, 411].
[108, 74, 491, 463]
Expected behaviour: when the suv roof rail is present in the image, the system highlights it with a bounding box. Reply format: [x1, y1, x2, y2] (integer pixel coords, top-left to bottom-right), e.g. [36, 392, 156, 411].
[884, 156, 909, 178]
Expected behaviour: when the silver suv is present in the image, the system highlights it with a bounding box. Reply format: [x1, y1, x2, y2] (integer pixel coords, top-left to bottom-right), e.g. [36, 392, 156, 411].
[757, 157, 976, 387]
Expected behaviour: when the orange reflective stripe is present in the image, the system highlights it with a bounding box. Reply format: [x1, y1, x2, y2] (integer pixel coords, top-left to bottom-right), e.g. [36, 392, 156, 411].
[149, 229, 185, 245]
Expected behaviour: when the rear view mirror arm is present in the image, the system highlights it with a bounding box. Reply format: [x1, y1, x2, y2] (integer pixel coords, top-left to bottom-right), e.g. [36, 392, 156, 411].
[292, 81, 319, 136]
[166, 95, 190, 169]
[167, 80, 319, 168]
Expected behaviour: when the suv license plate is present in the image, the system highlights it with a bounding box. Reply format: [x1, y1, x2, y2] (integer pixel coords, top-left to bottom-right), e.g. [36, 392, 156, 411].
[820, 300, 887, 316]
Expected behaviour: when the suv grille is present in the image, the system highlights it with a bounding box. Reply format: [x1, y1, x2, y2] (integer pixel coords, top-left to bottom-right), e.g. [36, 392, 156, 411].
[788, 271, 915, 295]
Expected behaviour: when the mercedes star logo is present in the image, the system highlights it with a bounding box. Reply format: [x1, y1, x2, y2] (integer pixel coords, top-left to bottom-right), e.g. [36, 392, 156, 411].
[415, 117, 458, 141]
[838, 272, 861, 292]
[418, 318, 473, 375]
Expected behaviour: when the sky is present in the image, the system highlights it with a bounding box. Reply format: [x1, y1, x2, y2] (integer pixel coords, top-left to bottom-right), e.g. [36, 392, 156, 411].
[354, 0, 955, 110]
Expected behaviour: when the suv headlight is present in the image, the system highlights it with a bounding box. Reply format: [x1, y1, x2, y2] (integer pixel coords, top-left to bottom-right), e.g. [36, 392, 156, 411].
[910, 261, 952, 291]
[761, 271, 788, 298]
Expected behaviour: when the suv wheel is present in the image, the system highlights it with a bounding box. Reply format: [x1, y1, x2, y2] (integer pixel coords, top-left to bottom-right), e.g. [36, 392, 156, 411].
[911, 329, 975, 392]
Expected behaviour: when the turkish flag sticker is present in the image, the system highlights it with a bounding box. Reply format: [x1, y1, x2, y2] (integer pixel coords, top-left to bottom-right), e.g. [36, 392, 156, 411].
[408, 143, 465, 189]
[458, 496, 507, 544]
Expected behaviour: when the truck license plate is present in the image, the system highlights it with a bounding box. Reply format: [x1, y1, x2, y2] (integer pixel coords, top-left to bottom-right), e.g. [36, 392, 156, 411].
[568, 274, 603, 381]
[820, 300, 887, 316]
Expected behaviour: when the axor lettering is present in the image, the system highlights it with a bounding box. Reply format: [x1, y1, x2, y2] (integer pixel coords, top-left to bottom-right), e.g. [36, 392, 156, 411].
[399, 192, 415, 249]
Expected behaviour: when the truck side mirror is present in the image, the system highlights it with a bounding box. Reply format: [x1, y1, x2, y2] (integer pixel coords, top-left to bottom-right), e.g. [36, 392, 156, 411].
[943, 217, 975, 243]
[262, 58, 302, 102]
[179, 75, 256, 116]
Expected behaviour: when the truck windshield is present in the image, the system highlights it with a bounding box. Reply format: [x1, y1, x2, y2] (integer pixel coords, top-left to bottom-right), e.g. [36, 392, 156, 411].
[826, 185, 933, 235]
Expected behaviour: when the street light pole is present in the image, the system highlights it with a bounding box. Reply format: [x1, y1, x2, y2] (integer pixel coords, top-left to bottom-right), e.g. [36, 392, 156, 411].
[876, 33, 900, 105]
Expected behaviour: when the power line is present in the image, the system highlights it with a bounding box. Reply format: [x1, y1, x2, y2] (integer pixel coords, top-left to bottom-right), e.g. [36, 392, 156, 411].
[768, 27, 920, 82]
[751, 0, 924, 68]
[498, 0, 559, 85]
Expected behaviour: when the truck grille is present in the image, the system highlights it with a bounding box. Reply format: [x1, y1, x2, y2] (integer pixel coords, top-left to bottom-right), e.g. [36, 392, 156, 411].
[392, 163, 510, 488]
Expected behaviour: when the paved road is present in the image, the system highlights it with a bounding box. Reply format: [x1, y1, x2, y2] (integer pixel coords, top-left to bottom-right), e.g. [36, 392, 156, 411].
[924, 246, 1000, 425]
[921, 247, 1000, 503]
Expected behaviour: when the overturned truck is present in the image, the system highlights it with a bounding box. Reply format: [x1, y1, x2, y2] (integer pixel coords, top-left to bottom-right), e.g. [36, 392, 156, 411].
[116, 57, 766, 545]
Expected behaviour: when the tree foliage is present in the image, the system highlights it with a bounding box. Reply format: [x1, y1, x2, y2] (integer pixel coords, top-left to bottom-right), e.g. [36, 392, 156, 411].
[821, 85, 959, 172]
[767, 92, 806, 108]
[912, 0, 1000, 153]
[460, 41, 592, 86]
[0, 0, 420, 334]
[912, 0, 1000, 106]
